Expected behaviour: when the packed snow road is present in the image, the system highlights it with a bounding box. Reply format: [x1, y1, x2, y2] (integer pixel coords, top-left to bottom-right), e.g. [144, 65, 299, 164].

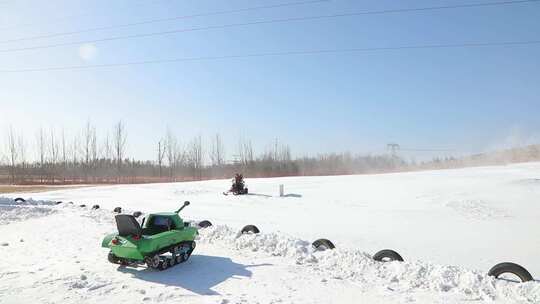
[1, 162, 540, 303]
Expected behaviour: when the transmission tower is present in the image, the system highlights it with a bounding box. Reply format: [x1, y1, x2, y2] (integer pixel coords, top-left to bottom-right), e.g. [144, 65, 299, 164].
[387, 143, 400, 157]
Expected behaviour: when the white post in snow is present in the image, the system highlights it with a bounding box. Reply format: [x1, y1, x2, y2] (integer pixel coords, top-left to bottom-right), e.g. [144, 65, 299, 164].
[279, 184, 284, 197]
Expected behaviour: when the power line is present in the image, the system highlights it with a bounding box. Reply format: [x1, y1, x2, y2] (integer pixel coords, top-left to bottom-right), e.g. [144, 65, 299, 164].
[400, 148, 455, 152]
[2, 39, 539, 73]
[387, 144, 454, 154]
[0, 0, 178, 31]
[0, 0, 538, 53]
[0, 0, 330, 44]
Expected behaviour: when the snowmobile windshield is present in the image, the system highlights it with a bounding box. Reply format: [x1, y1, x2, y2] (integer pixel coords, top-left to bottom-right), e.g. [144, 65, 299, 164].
[153, 216, 170, 227]
[115, 215, 142, 237]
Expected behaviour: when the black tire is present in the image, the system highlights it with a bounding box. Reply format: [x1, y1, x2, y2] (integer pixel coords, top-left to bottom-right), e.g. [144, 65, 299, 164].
[488, 262, 533, 282]
[240, 225, 260, 234]
[175, 254, 183, 264]
[108, 252, 120, 264]
[92, 204, 100, 210]
[145, 255, 160, 269]
[373, 249, 404, 262]
[55, 201, 63, 205]
[159, 260, 169, 270]
[113, 207, 122, 213]
[181, 252, 189, 262]
[79, 204, 86, 208]
[198, 220, 213, 228]
[312, 239, 335, 250]
[175, 242, 194, 263]
[14, 197, 26, 203]
[171, 245, 180, 255]
[133, 211, 142, 218]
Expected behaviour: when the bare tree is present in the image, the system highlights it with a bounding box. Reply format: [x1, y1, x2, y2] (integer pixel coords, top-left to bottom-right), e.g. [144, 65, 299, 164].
[210, 133, 225, 167]
[175, 145, 186, 178]
[102, 132, 113, 160]
[113, 121, 127, 182]
[101, 132, 113, 182]
[188, 136, 204, 180]
[238, 138, 253, 166]
[7, 126, 18, 183]
[61, 129, 67, 183]
[49, 128, 59, 183]
[17, 133, 26, 182]
[70, 134, 79, 182]
[280, 144, 292, 162]
[164, 128, 177, 180]
[83, 121, 93, 182]
[157, 139, 166, 178]
[49, 129, 58, 164]
[90, 127, 97, 182]
[37, 128, 46, 183]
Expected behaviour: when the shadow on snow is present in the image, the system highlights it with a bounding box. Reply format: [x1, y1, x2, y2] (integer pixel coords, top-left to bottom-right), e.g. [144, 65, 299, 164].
[246, 193, 303, 198]
[245, 193, 272, 198]
[118, 254, 271, 295]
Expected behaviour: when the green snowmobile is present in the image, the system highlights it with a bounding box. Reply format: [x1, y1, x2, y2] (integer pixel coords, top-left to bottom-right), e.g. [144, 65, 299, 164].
[102, 201, 198, 270]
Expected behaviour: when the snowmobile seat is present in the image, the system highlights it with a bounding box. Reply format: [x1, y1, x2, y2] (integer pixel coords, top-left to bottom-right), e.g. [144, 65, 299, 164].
[144, 216, 175, 235]
[115, 214, 143, 237]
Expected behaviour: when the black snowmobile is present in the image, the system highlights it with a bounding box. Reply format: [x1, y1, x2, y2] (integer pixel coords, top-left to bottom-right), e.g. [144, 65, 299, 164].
[223, 173, 249, 195]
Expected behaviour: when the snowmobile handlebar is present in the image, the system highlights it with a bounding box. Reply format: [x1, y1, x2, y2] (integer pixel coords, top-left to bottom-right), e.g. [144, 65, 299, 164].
[176, 201, 190, 213]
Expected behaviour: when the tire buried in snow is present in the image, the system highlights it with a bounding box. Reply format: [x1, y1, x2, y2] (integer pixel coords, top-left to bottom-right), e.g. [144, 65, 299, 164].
[113, 207, 122, 213]
[373, 249, 404, 262]
[198, 220, 213, 228]
[312, 239, 335, 250]
[240, 225, 260, 234]
[133, 211, 143, 218]
[488, 262, 533, 282]
[14, 197, 26, 203]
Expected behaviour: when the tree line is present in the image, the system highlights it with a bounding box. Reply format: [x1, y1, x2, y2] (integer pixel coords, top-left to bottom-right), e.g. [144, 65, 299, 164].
[0, 121, 409, 185]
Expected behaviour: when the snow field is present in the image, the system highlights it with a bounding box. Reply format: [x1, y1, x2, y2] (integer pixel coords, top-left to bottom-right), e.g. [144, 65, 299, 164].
[0, 197, 538, 303]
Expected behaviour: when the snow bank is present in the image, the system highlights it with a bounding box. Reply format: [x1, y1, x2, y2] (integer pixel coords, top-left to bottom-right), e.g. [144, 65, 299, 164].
[199, 224, 315, 263]
[198, 225, 540, 302]
[0, 197, 58, 225]
[0, 206, 57, 225]
[0, 196, 57, 206]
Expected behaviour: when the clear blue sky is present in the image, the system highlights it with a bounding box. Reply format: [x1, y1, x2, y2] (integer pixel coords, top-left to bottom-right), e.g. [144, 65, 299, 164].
[0, 0, 539, 161]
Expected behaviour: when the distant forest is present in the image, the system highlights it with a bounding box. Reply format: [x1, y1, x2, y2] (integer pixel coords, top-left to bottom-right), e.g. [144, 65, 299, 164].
[1, 121, 539, 185]
[0, 121, 406, 185]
